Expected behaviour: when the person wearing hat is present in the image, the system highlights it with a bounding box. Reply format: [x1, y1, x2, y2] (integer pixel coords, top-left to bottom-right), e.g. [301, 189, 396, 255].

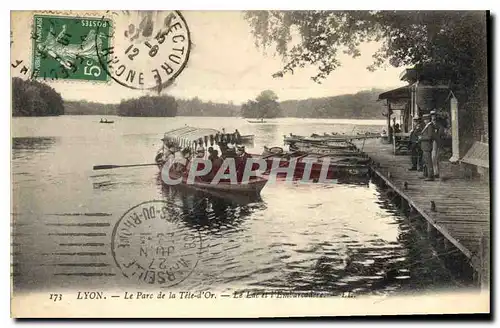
[224, 144, 237, 159]
[235, 145, 252, 181]
[419, 113, 436, 181]
[207, 147, 215, 160]
[157, 137, 173, 163]
[234, 129, 242, 143]
[408, 116, 424, 171]
[195, 147, 205, 159]
[185, 147, 209, 181]
[207, 149, 223, 180]
[430, 110, 444, 178]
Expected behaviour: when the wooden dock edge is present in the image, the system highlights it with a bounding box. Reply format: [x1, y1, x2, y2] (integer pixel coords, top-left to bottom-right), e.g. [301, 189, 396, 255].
[370, 165, 480, 271]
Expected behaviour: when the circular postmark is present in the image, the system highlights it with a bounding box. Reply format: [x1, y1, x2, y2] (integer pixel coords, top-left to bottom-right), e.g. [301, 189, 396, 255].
[111, 200, 201, 287]
[96, 10, 191, 91]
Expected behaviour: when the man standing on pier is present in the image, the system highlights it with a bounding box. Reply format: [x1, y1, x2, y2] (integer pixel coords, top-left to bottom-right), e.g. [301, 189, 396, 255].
[408, 116, 423, 171]
[419, 114, 436, 181]
[430, 110, 445, 178]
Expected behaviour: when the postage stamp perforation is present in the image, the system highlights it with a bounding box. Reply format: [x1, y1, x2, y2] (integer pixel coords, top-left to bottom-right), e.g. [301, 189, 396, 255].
[20, 10, 115, 86]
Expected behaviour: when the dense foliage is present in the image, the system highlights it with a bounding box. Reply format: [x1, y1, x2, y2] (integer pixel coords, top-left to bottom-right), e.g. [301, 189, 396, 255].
[280, 89, 386, 119]
[244, 10, 489, 138]
[64, 100, 117, 115]
[12, 78, 64, 116]
[244, 11, 487, 90]
[241, 90, 282, 118]
[117, 95, 178, 117]
[177, 97, 240, 116]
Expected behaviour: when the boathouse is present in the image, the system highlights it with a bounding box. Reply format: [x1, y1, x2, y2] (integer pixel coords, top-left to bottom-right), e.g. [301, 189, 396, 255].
[378, 63, 489, 178]
[349, 63, 490, 286]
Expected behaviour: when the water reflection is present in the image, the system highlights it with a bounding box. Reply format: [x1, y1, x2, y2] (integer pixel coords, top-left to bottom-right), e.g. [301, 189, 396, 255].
[11, 116, 466, 295]
[156, 174, 265, 233]
[12, 137, 58, 150]
[252, 124, 279, 149]
[368, 183, 473, 291]
[12, 137, 58, 161]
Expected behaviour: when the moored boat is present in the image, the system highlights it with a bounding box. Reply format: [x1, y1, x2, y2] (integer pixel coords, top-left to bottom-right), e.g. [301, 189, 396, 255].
[262, 146, 366, 158]
[256, 151, 371, 179]
[284, 134, 378, 144]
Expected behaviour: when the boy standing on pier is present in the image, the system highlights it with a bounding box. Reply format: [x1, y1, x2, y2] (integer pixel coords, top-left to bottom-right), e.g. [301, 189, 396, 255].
[419, 114, 436, 181]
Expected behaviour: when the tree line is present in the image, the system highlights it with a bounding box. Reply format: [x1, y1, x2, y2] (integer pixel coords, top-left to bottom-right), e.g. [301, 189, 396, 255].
[280, 89, 387, 119]
[12, 77, 64, 116]
[244, 11, 488, 137]
[64, 100, 117, 115]
[117, 95, 178, 117]
[177, 97, 240, 116]
[63, 96, 241, 117]
[240, 89, 386, 119]
[12, 77, 388, 119]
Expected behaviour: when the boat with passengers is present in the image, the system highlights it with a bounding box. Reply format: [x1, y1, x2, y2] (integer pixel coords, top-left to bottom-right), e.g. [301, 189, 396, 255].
[155, 126, 268, 196]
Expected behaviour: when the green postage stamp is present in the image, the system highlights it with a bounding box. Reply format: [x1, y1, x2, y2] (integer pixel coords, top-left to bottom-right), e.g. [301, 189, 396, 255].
[32, 14, 111, 82]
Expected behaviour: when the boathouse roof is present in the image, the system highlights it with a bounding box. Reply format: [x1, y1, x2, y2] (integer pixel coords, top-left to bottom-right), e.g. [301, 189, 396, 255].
[378, 85, 411, 101]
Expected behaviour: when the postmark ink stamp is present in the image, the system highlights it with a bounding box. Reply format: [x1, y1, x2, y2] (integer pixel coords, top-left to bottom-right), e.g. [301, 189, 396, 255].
[31, 14, 112, 82]
[96, 11, 191, 91]
[111, 200, 201, 287]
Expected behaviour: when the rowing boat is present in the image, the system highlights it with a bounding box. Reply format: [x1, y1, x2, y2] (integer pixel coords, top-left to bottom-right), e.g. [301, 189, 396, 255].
[256, 151, 371, 179]
[262, 146, 366, 158]
[285, 134, 378, 143]
[166, 169, 268, 195]
[287, 141, 358, 153]
[156, 126, 269, 196]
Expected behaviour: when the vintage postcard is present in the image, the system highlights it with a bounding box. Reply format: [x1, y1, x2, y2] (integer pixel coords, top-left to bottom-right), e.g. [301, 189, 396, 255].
[10, 10, 490, 318]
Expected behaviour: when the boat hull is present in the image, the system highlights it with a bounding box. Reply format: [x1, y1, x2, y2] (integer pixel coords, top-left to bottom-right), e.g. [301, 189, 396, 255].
[257, 155, 371, 179]
[160, 165, 268, 196]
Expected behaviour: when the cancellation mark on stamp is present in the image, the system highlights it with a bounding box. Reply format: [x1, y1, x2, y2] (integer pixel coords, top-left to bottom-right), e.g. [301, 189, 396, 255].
[95, 10, 191, 91]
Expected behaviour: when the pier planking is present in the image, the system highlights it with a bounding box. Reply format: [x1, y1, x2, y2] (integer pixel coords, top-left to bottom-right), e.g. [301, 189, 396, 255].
[353, 139, 490, 274]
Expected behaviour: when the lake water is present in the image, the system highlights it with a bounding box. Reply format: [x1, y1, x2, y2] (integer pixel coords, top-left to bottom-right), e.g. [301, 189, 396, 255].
[11, 116, 469, 296]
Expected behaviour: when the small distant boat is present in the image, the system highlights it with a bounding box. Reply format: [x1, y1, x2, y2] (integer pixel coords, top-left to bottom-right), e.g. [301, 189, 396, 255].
[247, 118, 266, 123]
[99, 119, 114, 124]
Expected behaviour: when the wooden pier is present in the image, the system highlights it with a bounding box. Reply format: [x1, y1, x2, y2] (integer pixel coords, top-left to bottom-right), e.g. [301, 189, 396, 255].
[353, 138, 490, 285]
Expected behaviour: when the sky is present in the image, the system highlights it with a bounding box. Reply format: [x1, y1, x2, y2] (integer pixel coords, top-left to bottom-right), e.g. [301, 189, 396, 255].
[11, 11, 406, 104]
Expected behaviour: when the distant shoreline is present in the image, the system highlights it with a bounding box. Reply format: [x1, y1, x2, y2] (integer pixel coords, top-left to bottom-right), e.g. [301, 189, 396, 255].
[13, 115, 386, 123]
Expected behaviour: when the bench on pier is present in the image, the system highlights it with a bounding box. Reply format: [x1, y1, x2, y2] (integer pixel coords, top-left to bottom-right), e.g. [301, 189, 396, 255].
[392, 132, 411, 155]
[460, 141, 489, 179]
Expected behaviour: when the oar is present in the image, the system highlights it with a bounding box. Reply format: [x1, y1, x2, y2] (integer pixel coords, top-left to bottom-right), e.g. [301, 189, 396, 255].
[93, 163, 158, 170]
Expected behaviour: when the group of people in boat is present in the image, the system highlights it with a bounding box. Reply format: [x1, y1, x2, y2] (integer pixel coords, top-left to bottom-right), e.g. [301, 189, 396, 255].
[157, 135, 253, 182]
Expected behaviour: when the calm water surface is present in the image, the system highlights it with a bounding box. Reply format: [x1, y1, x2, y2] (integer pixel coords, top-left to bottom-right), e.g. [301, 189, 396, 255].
[12, 116, 466, 295]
